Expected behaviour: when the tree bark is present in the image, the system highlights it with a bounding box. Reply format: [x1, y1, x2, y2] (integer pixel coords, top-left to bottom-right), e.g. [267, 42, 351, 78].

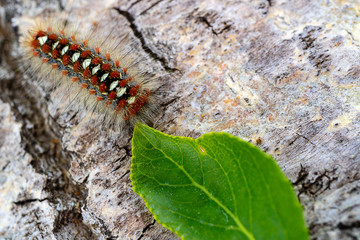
[0, 0, 359, 239]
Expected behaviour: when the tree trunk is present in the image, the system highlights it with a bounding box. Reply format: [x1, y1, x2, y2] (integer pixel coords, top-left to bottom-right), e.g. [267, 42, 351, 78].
[0, 0, 359, 239]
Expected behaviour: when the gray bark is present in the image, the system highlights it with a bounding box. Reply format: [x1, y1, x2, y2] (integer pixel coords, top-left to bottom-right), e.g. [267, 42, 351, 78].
[0, 0, 359, 239]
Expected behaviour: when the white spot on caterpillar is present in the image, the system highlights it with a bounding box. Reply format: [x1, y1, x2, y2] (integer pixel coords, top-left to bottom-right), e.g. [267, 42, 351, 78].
[52, 41, 59, 50]
[127, 97, 136, 104]
[116, 87, 126, 97]
[72, 52, 80, 62]
[18, 9, 158, 133]
[92, 65, 100, 75]
[38, 36, 47, 46]
[109, 81, 118, 90]
[100, 73, 109, 82]
[61, 46, 69, 55]
[82, 59, 91, 69]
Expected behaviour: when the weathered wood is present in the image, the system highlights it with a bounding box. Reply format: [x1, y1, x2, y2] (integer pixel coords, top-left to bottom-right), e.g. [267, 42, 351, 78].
[0, 0, 359, 239]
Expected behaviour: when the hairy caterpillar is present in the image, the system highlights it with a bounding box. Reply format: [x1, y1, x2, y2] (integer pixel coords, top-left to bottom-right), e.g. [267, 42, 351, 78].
[19, 5, 160, 134]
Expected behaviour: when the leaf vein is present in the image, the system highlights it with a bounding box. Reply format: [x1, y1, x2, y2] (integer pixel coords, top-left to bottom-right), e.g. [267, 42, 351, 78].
[138, 129, 255, 240]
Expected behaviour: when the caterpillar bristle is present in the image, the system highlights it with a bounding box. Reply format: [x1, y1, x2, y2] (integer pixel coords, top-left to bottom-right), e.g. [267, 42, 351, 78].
[18, 7, 163, 134]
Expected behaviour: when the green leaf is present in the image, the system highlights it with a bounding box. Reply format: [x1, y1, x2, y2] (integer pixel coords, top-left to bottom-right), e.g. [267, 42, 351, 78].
[131, 123, 308, 240]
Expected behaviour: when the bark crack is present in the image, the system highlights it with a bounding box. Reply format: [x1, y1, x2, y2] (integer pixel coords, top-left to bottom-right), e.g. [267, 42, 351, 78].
[93, 215, 118, 239]
[113, 7, 179, 73]
[338, 221, 360, 230]
[138, 220, 156, 240]
[295, 133, 315, 146]
[13, 198, 50, 205]
[293, 165, 339, 197]
[198, 16, 231, 36]
[139, 0, 165, 15]
[128, 0, 144, 10]
[288, 133, 315, 146]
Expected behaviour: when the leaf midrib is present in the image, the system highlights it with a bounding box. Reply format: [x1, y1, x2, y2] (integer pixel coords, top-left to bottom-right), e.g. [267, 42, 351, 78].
[216, 140, 253, 232]
[138, 129, 256, 240]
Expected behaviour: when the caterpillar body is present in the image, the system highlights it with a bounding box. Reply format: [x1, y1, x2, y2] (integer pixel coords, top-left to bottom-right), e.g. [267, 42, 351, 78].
[19, 8, 160, 133]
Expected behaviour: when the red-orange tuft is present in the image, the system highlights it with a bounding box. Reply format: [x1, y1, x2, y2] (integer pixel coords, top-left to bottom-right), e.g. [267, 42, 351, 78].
[105, 53, 110, 60]
[52, 49, 60, 59]
[101, 63, 111, 71]
[36, 30, 46, 37]
[62, 54, 70, 65]
[99, 83, 107, 92]
[48, 34, 58, 40]
[129, 87, 138, 96]
[116, 99, 127, 111]
[89, 89, 96, 95]
[62, 70, 69, 75]
[73, 61, 81, 72]
[91, 57, 102, 65]
[90, 75, 99, 85]
[69, 44, 80, 51]
[110, 71, 120, 78]
[59, 38, 69, 45]
[128, 106, 138, 116]
[81, 50, 91, 58]
[83, 69, 91, 79]
[42, 58, 49, 63]
[81, 83, 88, 89]
[42, 44, 51, 53]
[108, 91, 117, 100]
[115, 60, 120, 67]
[119, 79, 127, 87]
[51, 63, 58, 69]
[123, 68, 127, 74]
[72, 77, 79, 82]
[137, 95, 148, 107]
[31, 39, 40, 48]
[96, 96, 104, 101]
[32, 50, 40, 57]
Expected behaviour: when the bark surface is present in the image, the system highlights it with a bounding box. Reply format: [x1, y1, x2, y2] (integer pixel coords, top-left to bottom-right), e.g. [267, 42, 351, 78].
[0, 0, 359, 239]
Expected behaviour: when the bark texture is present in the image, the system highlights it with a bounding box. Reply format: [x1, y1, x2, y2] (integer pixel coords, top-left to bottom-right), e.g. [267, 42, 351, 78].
[1, 0, 360, 239]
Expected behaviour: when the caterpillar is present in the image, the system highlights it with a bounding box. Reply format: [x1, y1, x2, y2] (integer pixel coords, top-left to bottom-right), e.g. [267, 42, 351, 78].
[19, 5, 160, 134]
